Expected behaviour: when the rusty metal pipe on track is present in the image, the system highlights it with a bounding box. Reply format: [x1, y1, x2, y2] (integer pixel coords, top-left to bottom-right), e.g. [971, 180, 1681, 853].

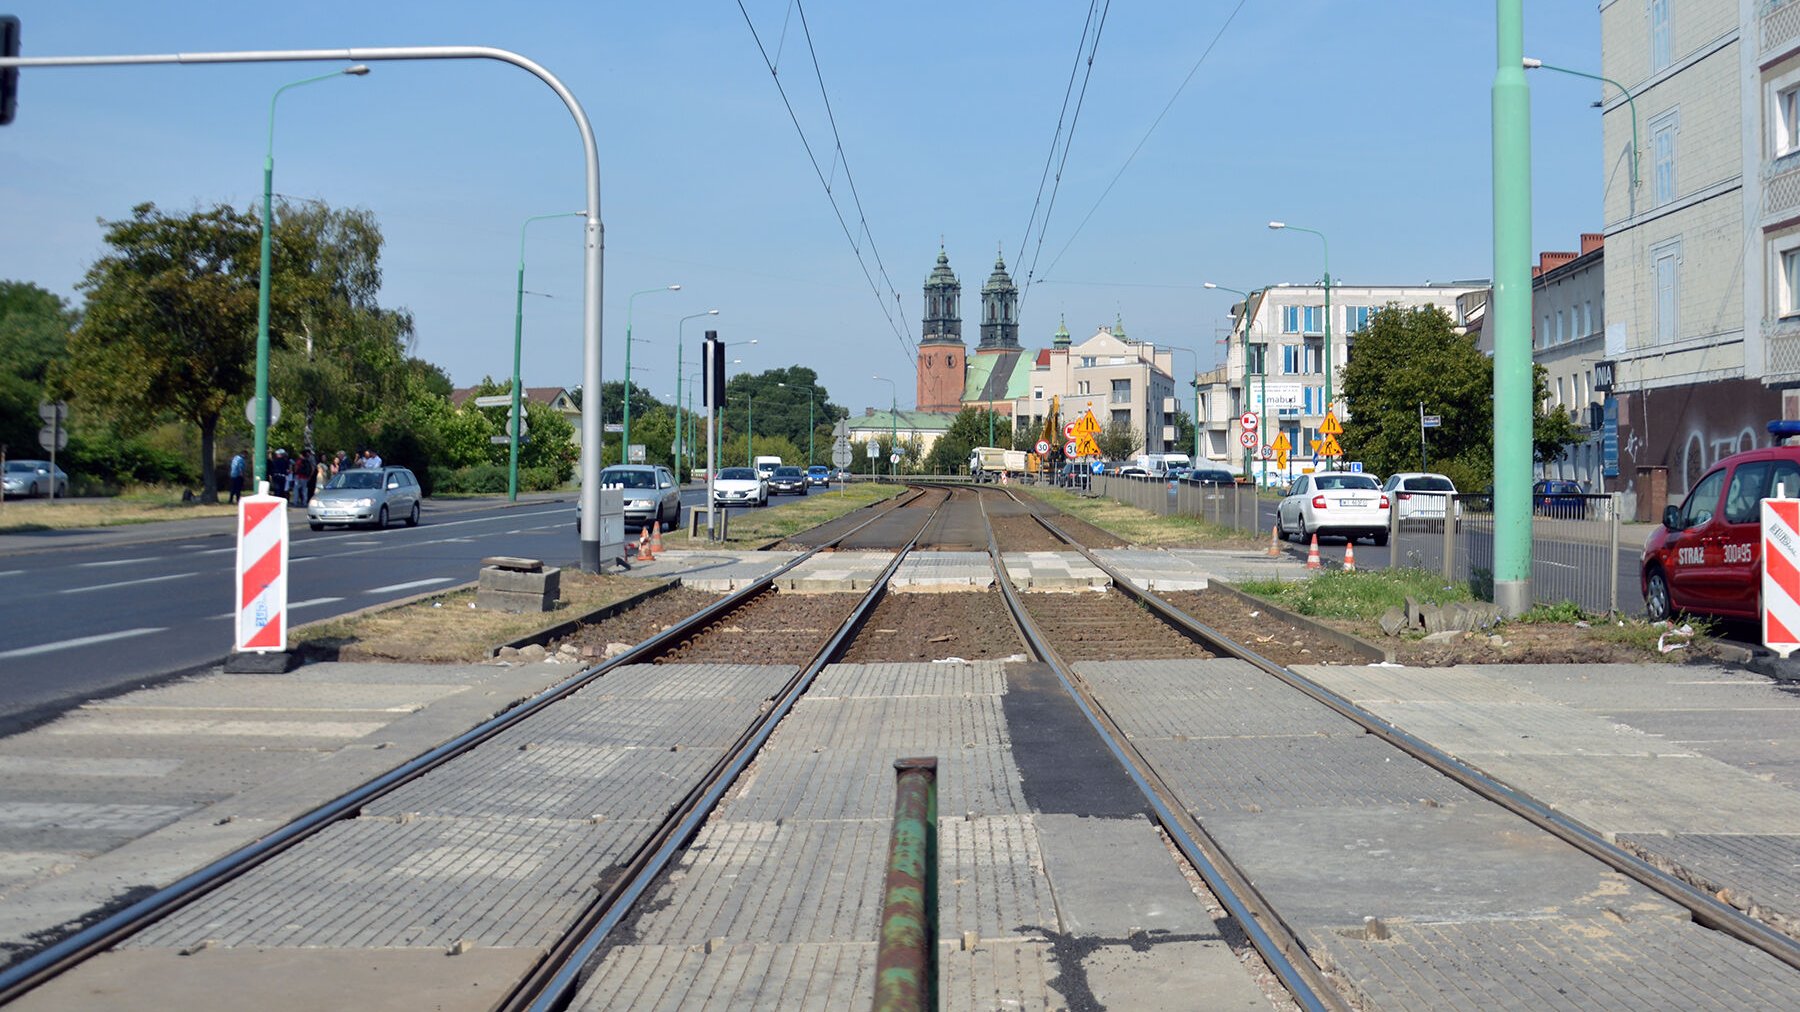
[873, 756, 939, 1012]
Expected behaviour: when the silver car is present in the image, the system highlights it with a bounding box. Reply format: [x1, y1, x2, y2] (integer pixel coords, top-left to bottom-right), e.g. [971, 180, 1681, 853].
[308, 466, 423, 530]
[3, 460, 68, 498]
[600, 464, 681, 530]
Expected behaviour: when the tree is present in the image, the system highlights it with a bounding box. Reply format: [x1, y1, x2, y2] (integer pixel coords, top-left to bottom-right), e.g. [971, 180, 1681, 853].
[925, 406, 1011, 473]
[1339, 305, 1582, 490]
[69, 203, 263, 502]
[722, 367, 844, 450]
[1168, 409, 1198, 459]
[0, 280, 77, 455]
[1098, 421, 1141, 461]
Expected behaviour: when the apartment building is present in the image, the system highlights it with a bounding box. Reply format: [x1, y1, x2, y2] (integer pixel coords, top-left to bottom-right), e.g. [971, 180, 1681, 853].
[1004, 323, 1179, 457]
[1530, 237, 1609, 489]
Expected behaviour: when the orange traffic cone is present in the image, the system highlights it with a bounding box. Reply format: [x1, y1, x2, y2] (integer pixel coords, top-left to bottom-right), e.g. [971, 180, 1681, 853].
[638, 526, 654, 561]
[1343, 541, 1357, 573]
[651, 521, 665, 557]
[1268, 524, 1282, 557]
[1306, 534, 1321, 570]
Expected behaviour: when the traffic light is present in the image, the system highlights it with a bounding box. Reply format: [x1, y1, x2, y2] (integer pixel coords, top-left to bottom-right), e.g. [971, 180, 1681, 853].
[0, 16, 18, 127]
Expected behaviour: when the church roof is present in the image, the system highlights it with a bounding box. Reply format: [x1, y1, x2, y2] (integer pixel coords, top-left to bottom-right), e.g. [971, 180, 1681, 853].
[925, 246, 958, 288]
[847, 410, 958, 434]
[981, 251, 1016, 294]
[961, 349, 1033, 403]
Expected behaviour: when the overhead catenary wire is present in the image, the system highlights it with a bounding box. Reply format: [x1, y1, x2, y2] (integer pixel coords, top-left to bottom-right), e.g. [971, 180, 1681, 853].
[737, 0, 917, 370]
[1043, 0, 1252, 280]
[1014, 1, 1104, 305]
[1017, 0, 1111, 314]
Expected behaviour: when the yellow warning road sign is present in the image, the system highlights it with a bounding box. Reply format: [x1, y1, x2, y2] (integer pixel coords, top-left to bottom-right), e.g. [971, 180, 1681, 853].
[1076, 432, 1101, 456]
[1074, 410, 1101, 436]
[1310, 439, 1323, 455]
[1319, 434, 1343, 457]
[1320, 411, 1343, 436]
[1270, 432, 1291, 453]
[1276, 449, 1289, 468]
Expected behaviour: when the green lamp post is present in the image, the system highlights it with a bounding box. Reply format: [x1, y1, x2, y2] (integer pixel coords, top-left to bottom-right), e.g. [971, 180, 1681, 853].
[622, 284, 680, 464]
[252, 65, 368, 489]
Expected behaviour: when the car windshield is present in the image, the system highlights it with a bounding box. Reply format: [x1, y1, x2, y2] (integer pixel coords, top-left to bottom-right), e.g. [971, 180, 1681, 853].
[775, 467, 802, 477]
[325, 471, 383, 490]
[1406, 476, 1455, 492]
[1542, 481, 1580, 493]
[719, 468, 757, 480]
[1314, 475, 1379, 491]
[601, 468, 656, 489]
[5, 461, 45, 473]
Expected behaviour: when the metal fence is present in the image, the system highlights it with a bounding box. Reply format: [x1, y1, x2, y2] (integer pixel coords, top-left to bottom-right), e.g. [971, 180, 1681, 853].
[1085, 477, 1626, 614]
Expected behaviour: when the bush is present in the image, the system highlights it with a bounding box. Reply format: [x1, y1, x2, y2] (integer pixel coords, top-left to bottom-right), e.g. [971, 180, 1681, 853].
[429, 462, 567, 495]
[62, 431, 196, 491]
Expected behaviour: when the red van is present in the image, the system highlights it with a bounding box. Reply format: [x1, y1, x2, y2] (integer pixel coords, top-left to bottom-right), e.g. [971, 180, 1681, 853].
[1641, 443, 1800, 621]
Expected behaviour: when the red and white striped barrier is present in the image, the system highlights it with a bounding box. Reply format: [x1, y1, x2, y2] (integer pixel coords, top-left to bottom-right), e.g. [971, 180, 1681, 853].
[1762, 496, 1800, 659]
[235, 493, 290, 652]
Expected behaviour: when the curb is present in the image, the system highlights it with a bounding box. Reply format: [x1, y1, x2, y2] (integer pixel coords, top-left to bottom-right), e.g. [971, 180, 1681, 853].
[1205, 579, 1394, 664]
[489, 579, 678, 657]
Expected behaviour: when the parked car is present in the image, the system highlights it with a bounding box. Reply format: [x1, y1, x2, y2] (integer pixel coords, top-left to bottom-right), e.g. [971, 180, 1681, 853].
[806, 464, 831, 486]
[769, 465, 809, 495]
[1276, 470, 1390, 545]
[307, 466, 423, 530]
[1184, 468, 1235, 486]
[1382, 472, 1458, 521]
[714, 466, 768, 507]
[1534, 479, 1587, 518]
[2, 460, 68, 498]
[1641, 441, 1800, 622]
[599, 464, 681, 530]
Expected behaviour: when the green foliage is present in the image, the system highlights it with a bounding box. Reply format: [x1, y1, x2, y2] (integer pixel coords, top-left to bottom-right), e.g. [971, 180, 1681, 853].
[1237, 568, 1472, 621]
[1168, 409, 1197, 460]
[61, 428, 194, 491]
[925, 407, 1011, 473]
[1512, 600, 1588, 624]
[1340, 305, 1584, 484]
[720, 367, 845, 452]
[432, 462, 565, 495]
[0, 280, 78, 455]
[715, 432, 802, 470]
[1097, 420, 1140, 461]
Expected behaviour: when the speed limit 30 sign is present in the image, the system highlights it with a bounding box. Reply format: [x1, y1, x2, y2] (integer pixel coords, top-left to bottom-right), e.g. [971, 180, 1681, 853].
[1237, 430, 1258, 449]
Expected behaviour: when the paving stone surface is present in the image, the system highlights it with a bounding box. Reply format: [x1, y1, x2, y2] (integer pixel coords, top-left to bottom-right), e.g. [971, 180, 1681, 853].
[1078, 658, 1363, 739]
[657, 550, 799, 591]
[1091, 549, 1213, 590]
[1001, 551, 1110, 591]
[774, 550, 893, 592]
[889, 551, 994, 591]
[1618, 831, 1800, 916]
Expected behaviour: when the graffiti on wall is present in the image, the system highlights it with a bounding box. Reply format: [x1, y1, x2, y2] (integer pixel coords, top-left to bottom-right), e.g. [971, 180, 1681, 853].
[1607, 379, 1783, 503]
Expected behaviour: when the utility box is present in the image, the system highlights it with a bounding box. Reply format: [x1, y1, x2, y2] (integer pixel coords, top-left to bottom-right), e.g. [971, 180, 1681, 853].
[1634, 465, 1668, 523]
[595, 487, 626, 567]
[477, 556, 560, 613]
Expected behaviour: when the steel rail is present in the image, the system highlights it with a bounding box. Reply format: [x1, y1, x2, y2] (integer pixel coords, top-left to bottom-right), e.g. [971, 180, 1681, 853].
[0, 488, 929, 1004]
[973, 490, 1342, 1012]
[514, 486, 957, 1011]
[1004, 488, 1800, 973]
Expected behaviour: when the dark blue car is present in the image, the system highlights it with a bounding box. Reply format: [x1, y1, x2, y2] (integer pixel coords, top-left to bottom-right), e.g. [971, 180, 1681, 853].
[1533, 479, 1587, 518]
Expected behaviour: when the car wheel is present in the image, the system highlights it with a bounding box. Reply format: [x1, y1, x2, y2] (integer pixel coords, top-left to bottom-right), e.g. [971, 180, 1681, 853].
[27, 481, 38, 497]
[1373, 530, 1389, 547]
[309, 522, 324, 531]
[376, 505, 389, 529]
[1644, 569, 1673, 623]
[406, 502, 420, 527]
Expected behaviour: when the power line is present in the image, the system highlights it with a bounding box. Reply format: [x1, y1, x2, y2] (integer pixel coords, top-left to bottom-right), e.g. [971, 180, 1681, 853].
[1018, 0, 1111, 313]
[1014, 1, 1100, 293]
[736, 0, 917, 369]
[1044, 0, 1252, 278]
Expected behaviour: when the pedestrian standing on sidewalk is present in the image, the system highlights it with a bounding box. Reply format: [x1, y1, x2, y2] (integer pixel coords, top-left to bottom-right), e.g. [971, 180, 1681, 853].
[269, 448, 290, 499]
[291, 450, 314, 506]
[227, 450, 246, 504]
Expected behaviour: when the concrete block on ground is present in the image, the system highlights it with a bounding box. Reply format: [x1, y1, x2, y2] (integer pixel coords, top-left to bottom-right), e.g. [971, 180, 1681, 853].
[478, 565, 560, 597]
[480, 555, 543, 572]
[475, 586, 555, 613]
[1378, 607, 1407, 637]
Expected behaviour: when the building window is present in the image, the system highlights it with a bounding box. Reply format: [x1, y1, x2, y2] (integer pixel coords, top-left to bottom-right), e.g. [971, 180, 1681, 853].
[1080, 356, 1097, 367]
[1281, 345, 1300, 375]
[1782, 247, 1800, 319]
[1303, 306, 1324, 334]
[1583, 300, 1594, 336]
[1033, 386, 1044, 400]
[1780, 85, 1800, 159]
[1111, 409, 1131, 429]
[1303, 340, 1322, 374]
[1282, 306, 1300, 333]
[1540, 315, 1550, 347]
[1555, 376, 1565, 407]
[1111, 378, 1131, 404]
[1650, 0, 1672, 73]
[1652, 237, 1681, 344]
[1076, 380, 1090, 395]
[1344, 305, 1372, 333]
[1651, 109, 1678, 207]
[1246, 343, 1267, 375]
[1302, 386, 1327, 414]
[1555, 310, 1565, 344]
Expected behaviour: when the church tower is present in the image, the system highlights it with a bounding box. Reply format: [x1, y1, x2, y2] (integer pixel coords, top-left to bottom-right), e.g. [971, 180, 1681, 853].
[915, 245, 966, 414]
[978, 247, 1020, 352]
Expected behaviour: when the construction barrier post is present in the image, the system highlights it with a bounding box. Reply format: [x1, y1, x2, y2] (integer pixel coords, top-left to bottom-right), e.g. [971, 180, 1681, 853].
[1442, 498, 1457, 583]
[874, 756, 938, 1012]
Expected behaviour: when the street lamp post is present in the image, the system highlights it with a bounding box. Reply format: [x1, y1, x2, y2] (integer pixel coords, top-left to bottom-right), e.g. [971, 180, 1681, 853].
[622, 284, 680, 464]
[253, 65, 368, 490]
[872, 375, 898, 478]
[674, 310, 719, 482]
[1524, 57, 1639, 208]
[508, 210, 585, 501]
[1268, 221, 1333, 429]
[1493, 1, 1534, 616]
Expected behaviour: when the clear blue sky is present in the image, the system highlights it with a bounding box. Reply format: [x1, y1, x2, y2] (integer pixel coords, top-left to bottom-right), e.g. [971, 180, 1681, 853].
[1, 1, 1602, 417]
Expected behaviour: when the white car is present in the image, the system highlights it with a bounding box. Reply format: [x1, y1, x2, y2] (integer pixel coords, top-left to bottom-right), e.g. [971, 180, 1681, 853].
[1277, 470, 1390, 545]
[713, 466, 768, 507]
[3, 460, 69, 498]
[1381, 472, 1458, 521]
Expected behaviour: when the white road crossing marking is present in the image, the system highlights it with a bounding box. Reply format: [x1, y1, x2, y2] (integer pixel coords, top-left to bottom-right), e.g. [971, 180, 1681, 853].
[365, 577, 453, 594]
[0, 627, 167, 659]
[61, 572, 197, 595]
[77, 556, 162, 568]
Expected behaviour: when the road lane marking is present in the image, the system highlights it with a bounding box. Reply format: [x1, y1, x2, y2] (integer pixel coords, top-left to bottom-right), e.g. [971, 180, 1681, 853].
[0, 569, 22, 578]
[60, 572, 197, 594]
[196, 547, 236, 555]
[77, 556, 162, 568]
[211, 596, 343, 619]
[0, 627, 168, 659]
[365, 578, 453, 594]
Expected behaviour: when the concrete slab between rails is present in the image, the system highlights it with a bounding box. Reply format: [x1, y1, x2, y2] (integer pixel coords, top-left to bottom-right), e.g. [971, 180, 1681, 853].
[1090, 548, 1213, 591]
[618, 548, 799, 591]
[1001, 551, 1110, 591]
[889, 550, 994, 591]
[774, 550, 895, 593]
[1154, 546, 1315, 583]
[8, 944, 543, 1012]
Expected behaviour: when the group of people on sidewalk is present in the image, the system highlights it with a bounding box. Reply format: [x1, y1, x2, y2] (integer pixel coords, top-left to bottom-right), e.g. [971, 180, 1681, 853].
[227, 447, 384, 505]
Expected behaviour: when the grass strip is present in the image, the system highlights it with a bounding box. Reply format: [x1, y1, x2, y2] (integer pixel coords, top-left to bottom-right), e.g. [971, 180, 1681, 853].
[1235, 568, 1474, 622]
[661, 482, 905, 547]
[1018, 485, 1267, 548]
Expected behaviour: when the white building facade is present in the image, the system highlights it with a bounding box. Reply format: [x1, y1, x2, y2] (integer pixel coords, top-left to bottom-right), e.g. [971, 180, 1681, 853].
[1006, 326, 1178, 458]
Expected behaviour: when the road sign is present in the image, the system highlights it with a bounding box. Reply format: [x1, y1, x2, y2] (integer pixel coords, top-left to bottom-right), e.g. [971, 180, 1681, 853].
[604, 423, 624, 434]
[1764, 496, 1800, 658]
[1320, 411, 1343, 436]
[37, 401, 68, 423]
[1064, 423, 1076, 440]
[1238, 430, 1258, 449]
[832, 439, 853, 469]
[1276, 449, 1289, 468]
[1076, 433, 1101, 457]
[472, 394, 513, 408]
[1033, 439, 1048, 455]
[234, 495, 290, 653]
[38, 425, 66, 452]
[1239, 412, 1258, 431]
[1421, 414, 1442, 428]
[245, 397, 281, 427]
[628, 444, 645, 463]
[871, 443, 882, 458]
[1348, 461, 1363, 472]
[1090, 461, 1104, 475]
[1319, 434, 1343, 457]
[1259, 444, 1273, 460]
[889, 452, 900, 464]
[1064, 440, 1079, 457]
[1075, 410, 1101, 436]
[1270, 432, 1291, 453]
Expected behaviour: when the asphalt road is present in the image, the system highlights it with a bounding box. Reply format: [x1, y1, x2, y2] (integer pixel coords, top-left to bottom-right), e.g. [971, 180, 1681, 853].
[0, 488, 725, 729]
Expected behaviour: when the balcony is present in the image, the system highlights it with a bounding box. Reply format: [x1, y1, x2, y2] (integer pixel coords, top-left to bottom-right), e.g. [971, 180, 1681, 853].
[1767, 155, 1800, 219]
[1767, 0, 1800, 60]
[1765, 316, 1800, 381]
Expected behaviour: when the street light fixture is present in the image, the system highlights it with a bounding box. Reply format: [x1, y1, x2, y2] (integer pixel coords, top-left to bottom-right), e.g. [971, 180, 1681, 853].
[1523, 57, 1640, 203]
[622, 284, 680, 464]
[674, 309, 719, 482]
[872, 375, 898, 478]
[252, 64, 367, 490]
[1268, 221, 1335, 434]
[507, 210, 585, 501]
